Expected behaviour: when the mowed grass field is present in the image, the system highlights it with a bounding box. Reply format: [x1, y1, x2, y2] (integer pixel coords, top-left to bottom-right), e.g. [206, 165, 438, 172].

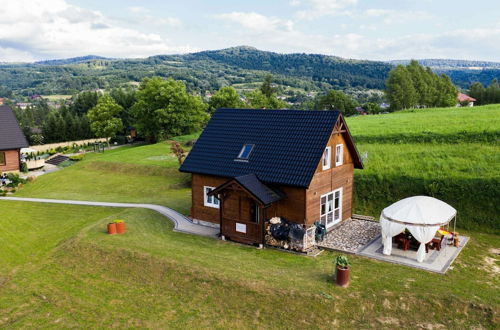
[0, 201, 498, 328]
[1, 104, 499, 327]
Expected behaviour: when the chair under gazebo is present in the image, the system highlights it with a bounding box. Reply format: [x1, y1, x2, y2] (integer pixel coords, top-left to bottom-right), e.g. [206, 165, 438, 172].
[380, 196, 457, 263]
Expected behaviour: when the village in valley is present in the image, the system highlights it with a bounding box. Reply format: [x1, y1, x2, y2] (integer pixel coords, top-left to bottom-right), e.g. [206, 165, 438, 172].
[0, 0, 499, 328]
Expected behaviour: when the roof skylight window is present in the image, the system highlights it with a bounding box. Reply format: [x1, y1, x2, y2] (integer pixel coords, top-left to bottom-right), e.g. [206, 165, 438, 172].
[237, 144, 254, 160]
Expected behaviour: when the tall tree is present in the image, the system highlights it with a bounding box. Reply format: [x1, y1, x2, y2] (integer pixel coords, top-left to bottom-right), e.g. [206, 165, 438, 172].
[208, 86, 245, 114]
[260, 74, 277, 98]
[70, 91, 100, 116]
[385, 65, 418, 110]
[131, 77, 209, 142]
[86, 94, 123, 147]
[468, 82, 486, 105]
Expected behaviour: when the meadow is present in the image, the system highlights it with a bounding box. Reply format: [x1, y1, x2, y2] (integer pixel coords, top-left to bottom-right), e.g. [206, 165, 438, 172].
[1, 104, 499, 327]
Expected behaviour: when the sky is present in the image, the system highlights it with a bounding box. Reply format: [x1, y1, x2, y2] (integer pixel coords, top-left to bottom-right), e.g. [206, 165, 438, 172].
[1, 0, 500, 62]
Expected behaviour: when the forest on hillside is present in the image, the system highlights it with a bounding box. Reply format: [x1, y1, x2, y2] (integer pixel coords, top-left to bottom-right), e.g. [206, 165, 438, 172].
[2, 47, 498, 98]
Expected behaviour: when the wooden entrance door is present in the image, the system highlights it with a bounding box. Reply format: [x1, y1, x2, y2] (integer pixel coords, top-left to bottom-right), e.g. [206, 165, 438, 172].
[221, 193, 262, 245]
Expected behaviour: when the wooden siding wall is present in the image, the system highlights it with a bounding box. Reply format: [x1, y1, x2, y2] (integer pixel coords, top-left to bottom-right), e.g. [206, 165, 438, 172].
[191, 173, 307, 225]
[191, 173, 228, 223]
[264, 186, 306, 224]
[0, 149, 20, 172]
[305, 133, 354, 226]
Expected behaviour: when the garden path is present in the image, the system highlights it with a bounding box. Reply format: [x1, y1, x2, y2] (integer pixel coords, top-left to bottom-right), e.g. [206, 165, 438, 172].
[0, 197, 219, 238]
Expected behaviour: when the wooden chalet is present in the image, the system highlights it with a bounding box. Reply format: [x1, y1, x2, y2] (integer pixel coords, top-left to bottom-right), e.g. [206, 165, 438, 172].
[0, 105, 28, 173]
[179, 108, 363, 246]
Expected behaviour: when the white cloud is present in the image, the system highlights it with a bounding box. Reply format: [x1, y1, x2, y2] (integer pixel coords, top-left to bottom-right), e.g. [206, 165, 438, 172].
[216, 12, 294, 33]
[295, 0, 358, 19]
[0, 0, 191, 61]
[363, 9, 432, 24]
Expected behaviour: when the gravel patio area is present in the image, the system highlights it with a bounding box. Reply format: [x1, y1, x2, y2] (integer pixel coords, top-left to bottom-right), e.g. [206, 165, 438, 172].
[317, 218, 381, 253]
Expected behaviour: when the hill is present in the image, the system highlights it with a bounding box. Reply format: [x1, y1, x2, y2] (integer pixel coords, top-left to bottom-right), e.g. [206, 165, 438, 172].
[1, 47, 499, 97]
[35, 55, 112, 66]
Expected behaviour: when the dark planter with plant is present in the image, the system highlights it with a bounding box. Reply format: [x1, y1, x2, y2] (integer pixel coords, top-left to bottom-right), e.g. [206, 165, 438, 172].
[335, 255, 350, 287]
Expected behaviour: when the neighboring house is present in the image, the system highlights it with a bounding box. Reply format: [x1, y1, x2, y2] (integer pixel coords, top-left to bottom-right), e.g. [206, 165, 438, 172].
[355, 106, 367, 115]
[0, 105, 29, 173]
[457, 93, 476, 107]
[180, 108, 363, 246]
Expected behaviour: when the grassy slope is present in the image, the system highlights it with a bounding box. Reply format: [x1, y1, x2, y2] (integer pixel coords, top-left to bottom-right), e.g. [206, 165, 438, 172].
[0, 201, 498, 328]
[347, 105, 500, 232]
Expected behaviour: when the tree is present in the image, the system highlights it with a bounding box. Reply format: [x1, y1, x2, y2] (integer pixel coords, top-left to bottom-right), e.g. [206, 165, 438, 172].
[70, 91, 99, 116]
[486, 78, 500, 104]
[434, 74, 457, 107]
[86, 94, 123, 147]
[469, 82, 486, 105]
[246, 89, 287, 109]
[208, 86, 245, 114]
[385, 65, 418, 111]
[362, 102, 381, 114]
[317, 90, 358, 115]
[131, 77, 209, 142]
[260, 74, 277, 98]
[170, 141, 186, 165]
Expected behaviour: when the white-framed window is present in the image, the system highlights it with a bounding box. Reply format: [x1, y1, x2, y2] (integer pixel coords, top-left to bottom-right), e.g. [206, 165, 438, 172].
[335, 144, 344, 166]
[322, 146, 331, 170]
[203, 186, 220, 208]
[320, 188, 343, 228]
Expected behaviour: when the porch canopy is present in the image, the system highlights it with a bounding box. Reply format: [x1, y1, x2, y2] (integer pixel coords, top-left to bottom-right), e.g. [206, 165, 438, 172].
[380, 196, 456, 262]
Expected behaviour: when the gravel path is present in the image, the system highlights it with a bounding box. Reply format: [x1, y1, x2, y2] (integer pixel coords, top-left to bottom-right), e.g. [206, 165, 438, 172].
[0, 197, 219, 238]
[318, 219, 381, 253]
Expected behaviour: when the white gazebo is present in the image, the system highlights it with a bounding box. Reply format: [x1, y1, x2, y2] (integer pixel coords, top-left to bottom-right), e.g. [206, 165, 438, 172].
[380, 196, 457, 262]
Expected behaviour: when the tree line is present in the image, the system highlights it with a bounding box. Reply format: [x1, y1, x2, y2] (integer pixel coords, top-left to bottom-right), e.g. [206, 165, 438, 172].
[385, 60, 457, 111]
[468, 79, 500, 105]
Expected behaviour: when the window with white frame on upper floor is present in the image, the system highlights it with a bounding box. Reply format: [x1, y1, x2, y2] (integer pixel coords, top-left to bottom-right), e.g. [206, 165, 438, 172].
[203, 186, 219, 208]
[322, 146, 331, 170]
[335, 144, 343, 166]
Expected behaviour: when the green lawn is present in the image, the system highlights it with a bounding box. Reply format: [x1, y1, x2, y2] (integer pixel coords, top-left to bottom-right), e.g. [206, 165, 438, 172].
[0, 201, 498, 328]
[3, 104, 499, 327]
[15, 142, 192, 214]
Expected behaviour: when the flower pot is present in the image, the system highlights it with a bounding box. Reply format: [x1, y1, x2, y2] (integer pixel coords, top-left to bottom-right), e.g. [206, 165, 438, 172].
[115, 221, 126, 234]
[107, 223, 117, 235]
[335, 266, 350, 287]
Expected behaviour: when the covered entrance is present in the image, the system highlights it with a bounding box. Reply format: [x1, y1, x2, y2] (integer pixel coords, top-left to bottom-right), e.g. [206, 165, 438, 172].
[209, 174, 285, 245]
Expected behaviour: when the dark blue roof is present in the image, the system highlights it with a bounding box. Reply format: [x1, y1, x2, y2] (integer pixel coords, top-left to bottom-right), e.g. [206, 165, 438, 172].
[234, 174, 285, 205]
[180, 108, 348, 188]
[0, 105, 28, 150]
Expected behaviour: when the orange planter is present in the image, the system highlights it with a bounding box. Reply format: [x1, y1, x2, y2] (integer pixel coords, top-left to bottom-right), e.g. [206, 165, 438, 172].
[115, 221, 126, 234]
[107, 223, 117, 235]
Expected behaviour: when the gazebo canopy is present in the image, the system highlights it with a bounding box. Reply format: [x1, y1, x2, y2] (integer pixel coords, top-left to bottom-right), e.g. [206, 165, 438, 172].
[380, 196, 456, 262]
[382, 196, 456, 226]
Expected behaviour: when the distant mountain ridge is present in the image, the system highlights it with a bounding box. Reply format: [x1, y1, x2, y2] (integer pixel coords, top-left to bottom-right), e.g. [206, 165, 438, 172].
[389, 59, 500, 70]
[0, 46, 499, 96]
[35, 55, 111, 66]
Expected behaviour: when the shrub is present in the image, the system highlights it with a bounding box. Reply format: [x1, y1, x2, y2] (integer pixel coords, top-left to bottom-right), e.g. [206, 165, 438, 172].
[20, 162, 29, 173]
[69, 154, 85, 161]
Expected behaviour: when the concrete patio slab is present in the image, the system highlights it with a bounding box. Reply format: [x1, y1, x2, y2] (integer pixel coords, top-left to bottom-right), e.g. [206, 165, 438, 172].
[358, 235, 469, 273]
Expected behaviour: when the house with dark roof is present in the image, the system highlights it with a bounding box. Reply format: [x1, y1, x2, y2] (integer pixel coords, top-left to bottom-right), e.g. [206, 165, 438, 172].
[0, 105, 29, 173]
[180, 108, 363, 246]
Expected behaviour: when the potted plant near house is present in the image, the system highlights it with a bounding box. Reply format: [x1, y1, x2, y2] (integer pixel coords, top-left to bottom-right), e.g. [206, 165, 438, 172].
[335, 255, 350, 287]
